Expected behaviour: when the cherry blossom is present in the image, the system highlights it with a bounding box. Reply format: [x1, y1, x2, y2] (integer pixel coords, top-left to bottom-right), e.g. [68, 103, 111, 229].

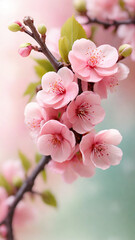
[67, 91, 105, 134]
[69, 39, 118, 82]
[80, 129, 123, 170]
[37, 120, 76, 162]
[24, 102, 47, 140]
[37, 67, 78, 109]
[1, 160, 25, 185]
[94, 63, 129, 98]
[48, 145, 95, 183]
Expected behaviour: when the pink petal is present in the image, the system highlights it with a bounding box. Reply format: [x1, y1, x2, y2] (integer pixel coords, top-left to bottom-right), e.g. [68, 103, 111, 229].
[95, 65, 118, 76]
[54, 82, 78, 109]
[95, 129, 122, 145]
[40, 120, 63, 135]
[58, 67, 74, 87]
[37, 134, 54, 156]
[42, 72, 60, 91]
[63, 167, 78, 183]
[90, 105, 105, 125]
[94, 80, 108, 99]
[115, 63, 129, 81]
[69, 38, 96, 61]
[52, 140, 72, 162]
[72, 159, 95, 177]
[96, 45, 118, 68]
[91, 150, 110, 170]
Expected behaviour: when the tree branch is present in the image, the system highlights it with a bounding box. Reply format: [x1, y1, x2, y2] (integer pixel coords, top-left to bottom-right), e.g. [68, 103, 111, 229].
[85, 16, 135, 28]
[23, 16, 63, 71]
[0, 155, 51, 240]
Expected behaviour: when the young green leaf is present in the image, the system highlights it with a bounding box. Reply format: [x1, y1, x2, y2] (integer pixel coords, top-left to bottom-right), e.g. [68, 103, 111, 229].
[18, 150, 31, 173]
[0, 174, 12, 194]
[61, 16, 87, 53]
[41, 170, 47, 182]
[59, 36, 70, 63]
[24, 81, 41, 101]
[35, 153, 42, 163]
[41, 190, 57, 207]
[34, 65, 46, 78]
[34, 58, 54, 71]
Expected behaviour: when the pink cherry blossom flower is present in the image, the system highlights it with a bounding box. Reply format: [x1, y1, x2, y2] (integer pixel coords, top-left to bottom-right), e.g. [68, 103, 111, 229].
[46, 28, 61, 60]
[24, 102, 47, 140]
[94, 63, 129, 98]
[1, 160, 25, 184]
[37, 120, 76, 162]
[37, 67, 78, 109]
[67, 91, 105, 134]
[69, 39, 118, 82]
[0, 187, 8, 222]
[48, 145, 95, 183]
[80, 129, 123, 170]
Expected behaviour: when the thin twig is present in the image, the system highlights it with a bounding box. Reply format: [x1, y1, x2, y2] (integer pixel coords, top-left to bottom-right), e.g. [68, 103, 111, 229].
[85, 16, 135, 28]
[0, 155, 51, 240]
[23, 16, 63, 71]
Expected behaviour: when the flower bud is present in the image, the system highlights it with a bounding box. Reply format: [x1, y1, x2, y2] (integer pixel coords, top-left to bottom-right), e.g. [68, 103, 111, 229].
[18, 43, 32, 57]
[0, 226, 7, 238]
[13, 176, 23, 188]
[8, 22, 22, 32]
[38, 24, 47, 35]
[119, 44, 133, 57]
[73, 0, 86, 13]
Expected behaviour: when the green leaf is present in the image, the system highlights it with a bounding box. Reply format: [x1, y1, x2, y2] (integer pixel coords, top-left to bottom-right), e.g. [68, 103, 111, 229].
[90, 26, 97, 41]
[59, 36, 70, 63]
[33, 59, 54, 79]
[24, 81, 41, 101]
[18, 150, 31, 173]
[61, 16, 87, 53]
[0, 174, 12, 194]
[119, 0, 126, 10]
[34, 65, 46, 78]
[41, 170, 47, 182]
[41, 190, 57, 207]
[35, 153, 42, 163]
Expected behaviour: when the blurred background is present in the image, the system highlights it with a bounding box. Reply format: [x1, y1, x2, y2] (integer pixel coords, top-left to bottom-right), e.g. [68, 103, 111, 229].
[0, 0, 135, 240]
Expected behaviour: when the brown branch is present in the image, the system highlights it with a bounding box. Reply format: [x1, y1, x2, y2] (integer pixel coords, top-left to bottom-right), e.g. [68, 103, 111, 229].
[23, 16, 63, 71]
[0, 155, 51, 240]
[85, 16, 135, 28]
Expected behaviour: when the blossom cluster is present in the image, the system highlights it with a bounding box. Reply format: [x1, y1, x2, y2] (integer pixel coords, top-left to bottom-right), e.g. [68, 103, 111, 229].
[25, 38, 129, 183]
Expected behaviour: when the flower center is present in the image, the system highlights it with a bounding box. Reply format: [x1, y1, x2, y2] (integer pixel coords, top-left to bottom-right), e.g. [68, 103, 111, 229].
[51, 134, 63, 147]
[93, 143, 109, 158]
[87, 49, 104, 68]
[49, 80, 66, 95]
[27, 118, 43, 130]
[76, 102, 91, 120]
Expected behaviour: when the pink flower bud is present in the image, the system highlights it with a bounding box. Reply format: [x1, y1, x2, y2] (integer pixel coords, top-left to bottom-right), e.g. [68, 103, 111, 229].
[18, 43, 32, 57]
[0, 226, 7, 238]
